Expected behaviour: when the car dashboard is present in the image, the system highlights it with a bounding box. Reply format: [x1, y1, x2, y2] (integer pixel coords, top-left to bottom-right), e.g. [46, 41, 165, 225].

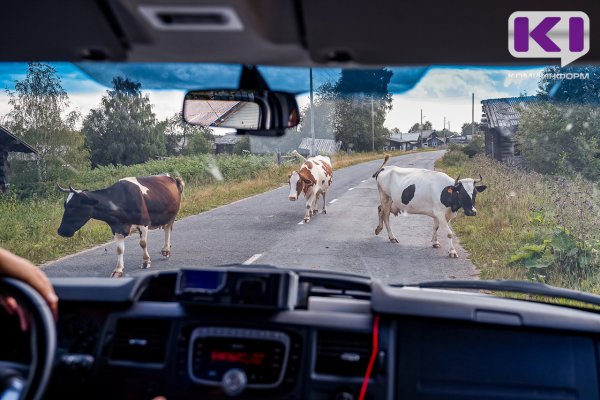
[5, 266, 600, 400]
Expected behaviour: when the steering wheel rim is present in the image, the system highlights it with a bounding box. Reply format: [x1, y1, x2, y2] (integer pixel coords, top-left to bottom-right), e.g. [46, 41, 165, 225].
[0, 277, 56, 400]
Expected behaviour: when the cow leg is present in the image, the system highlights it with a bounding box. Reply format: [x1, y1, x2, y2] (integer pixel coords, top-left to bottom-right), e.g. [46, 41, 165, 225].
[111, 234, 126, 278]
[304, 192, 317, 222]
[139, 226, 151, 269]
[375, 192, 398, 243]
[161, 222, 173, 257]
[439, 218, 458, 258]
[312, 192, 320, 215]
[432, 217, 441, 248]
[321, 190, 327, 214]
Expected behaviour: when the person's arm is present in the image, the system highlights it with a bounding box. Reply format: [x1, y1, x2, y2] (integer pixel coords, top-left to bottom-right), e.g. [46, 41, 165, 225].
[0, 248, 58, 324]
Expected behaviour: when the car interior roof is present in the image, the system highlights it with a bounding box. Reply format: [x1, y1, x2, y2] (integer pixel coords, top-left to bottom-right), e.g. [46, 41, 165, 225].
[2, 0, 599, 65]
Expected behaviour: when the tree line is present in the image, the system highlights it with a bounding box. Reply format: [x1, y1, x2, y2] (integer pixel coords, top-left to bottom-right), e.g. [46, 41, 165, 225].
[2, 63, 215, 194]
[518, 66, 600, 182]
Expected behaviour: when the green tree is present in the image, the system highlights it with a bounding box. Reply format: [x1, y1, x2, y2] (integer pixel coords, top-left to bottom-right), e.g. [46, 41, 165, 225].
[319, 69, 394, 151]
[518, 103, 600, 180]
[161, 112, 214, 156]
[461, 122, 482, 137]
[83, 77, 166, 166]
[538, 66, 600, 104]
[3, 62, 89, 187]
[409, 121, 432, 132]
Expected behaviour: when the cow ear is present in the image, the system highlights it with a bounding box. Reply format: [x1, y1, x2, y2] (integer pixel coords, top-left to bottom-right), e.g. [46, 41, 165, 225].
[476, 185, 487, 192]
[288, 173, 292, 179]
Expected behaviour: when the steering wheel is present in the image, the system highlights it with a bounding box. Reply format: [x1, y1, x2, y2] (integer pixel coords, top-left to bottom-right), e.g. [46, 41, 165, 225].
[0, 277, 56, 400]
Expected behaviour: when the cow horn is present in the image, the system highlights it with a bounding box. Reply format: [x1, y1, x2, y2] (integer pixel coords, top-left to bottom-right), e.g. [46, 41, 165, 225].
[475, 174, 483, 183]
[454, 175, 461, 185]
[69, 185, 81, 193]
[57, 183, 71, 193]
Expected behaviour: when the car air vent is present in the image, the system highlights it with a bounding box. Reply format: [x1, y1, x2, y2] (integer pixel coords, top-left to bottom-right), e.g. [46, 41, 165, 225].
[110, 319, 171, 364]
[138, 5, 243, 31]
[297, 272, 371, 307]
[315, 330, 373, 377]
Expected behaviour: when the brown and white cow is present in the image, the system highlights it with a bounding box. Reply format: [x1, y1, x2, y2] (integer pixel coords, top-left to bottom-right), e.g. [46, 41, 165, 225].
[57, 173, 184, 277]
[288, 155, 333, 222]
[372, 155, 487, 258]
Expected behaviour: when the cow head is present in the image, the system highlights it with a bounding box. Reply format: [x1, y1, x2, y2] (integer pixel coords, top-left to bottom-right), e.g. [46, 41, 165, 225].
[57, 185, 98, 237]
[442, 175, 487, 216]
[288, 169, 314, 201]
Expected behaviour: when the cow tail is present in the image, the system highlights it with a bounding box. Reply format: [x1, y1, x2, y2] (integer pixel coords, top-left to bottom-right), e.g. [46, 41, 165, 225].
[175, 176, 185, 196]
[372, 154, 390, 179]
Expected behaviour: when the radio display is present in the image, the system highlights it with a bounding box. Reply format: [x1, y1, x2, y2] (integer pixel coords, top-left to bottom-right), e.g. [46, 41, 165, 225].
[189, 330, 290, 387]
[210, 350, 267, 366]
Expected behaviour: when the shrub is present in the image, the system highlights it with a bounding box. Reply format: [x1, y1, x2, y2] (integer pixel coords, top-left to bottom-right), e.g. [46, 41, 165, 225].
[440, 149, 468, 166]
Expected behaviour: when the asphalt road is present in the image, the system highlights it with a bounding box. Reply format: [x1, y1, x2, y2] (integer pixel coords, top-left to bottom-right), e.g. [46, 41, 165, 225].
[43, 150, 479, 284]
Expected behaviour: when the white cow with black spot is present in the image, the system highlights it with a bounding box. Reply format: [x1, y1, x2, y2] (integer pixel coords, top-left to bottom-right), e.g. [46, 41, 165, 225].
[372, 155, 487, 258]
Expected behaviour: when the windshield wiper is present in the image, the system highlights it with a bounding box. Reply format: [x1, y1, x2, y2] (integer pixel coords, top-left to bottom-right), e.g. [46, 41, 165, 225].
[394, 280, 600, 309]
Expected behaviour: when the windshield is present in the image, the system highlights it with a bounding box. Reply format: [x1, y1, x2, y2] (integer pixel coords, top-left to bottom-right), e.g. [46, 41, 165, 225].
[0, 62, 598, 292]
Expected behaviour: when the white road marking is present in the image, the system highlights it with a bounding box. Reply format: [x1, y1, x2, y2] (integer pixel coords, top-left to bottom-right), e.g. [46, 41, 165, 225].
[348, 187, 355, 191]
[298, 221, 304, 225]
[329, 198, 338, 204]
[361, 180, 367, 183]
[242, 253, 263, 265]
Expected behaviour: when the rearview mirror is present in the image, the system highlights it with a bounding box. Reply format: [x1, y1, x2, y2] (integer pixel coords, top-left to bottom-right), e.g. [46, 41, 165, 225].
[183, 89, 299, 134]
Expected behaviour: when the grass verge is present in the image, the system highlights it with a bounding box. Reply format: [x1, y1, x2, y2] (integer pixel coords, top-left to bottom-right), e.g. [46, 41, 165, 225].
[436, 150, 600, 295]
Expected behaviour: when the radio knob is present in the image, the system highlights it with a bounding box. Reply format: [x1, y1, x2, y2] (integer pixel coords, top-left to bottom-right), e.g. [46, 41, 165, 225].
[222, 368, 247, 397]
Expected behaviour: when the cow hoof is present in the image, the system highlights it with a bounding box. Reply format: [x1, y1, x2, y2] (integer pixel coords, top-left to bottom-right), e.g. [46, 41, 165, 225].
[432, 243, 441, 248]
[448, 251, 458, 258]
[142, 261, 151, 269]
[322, 209, 327, 214]
[304, 218, 310, 223]
[390, 238, 399, 244]
[312, 209, 318, 215]
[110, 271, 123, 278]
[161, 249, 171, 257]
[375, 226, 382, 235]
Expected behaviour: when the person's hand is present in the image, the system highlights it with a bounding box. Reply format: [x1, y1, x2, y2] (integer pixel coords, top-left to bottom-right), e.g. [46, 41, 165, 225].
[0, 248, 58, 330]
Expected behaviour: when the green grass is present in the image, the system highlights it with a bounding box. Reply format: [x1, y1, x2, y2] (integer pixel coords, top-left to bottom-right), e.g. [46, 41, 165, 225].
[435, 150, 600, 295]
[1, 150, 426, 266]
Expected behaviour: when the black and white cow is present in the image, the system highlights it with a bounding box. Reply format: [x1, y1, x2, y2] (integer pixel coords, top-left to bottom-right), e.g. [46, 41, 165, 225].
[57, 174, 184, 277]
[372, 155, 487, 258]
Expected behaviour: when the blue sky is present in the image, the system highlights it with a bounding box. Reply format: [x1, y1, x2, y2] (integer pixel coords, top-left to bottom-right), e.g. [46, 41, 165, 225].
[0, 62, 546, 132]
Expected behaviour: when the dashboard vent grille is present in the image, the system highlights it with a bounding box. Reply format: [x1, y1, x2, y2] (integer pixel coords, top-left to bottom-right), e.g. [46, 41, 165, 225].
[315, 330, 372, 377]
[110, 319, 171, 364]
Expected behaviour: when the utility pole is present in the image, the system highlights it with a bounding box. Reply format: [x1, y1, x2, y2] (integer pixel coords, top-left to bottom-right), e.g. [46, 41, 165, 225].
[371, 95, 375, 152]
[420, 109, 423, 146]
[443, 116, 446, 131]
[310, 67, 315, 157]
[471, 92, 475, 138]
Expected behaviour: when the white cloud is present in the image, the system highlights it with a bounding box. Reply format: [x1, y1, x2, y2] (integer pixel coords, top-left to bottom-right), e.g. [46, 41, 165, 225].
[384, 67, 544, 132]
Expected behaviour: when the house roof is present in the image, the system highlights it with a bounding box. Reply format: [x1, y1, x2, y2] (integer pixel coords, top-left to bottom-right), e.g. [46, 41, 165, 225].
[185, 100, 241, 126]
[481, 96, 539, 129]
[389, 132, 420, 143]
[214, 134, 243, 145]
[419, 129, 435, 139]
[298, 138, 342, 154]
[0, 125, 38, 154]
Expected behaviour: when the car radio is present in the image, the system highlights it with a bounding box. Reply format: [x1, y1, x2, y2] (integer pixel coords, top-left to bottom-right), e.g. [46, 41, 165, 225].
[188, 327, 290, 396]
[175, 267, 298, 310]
